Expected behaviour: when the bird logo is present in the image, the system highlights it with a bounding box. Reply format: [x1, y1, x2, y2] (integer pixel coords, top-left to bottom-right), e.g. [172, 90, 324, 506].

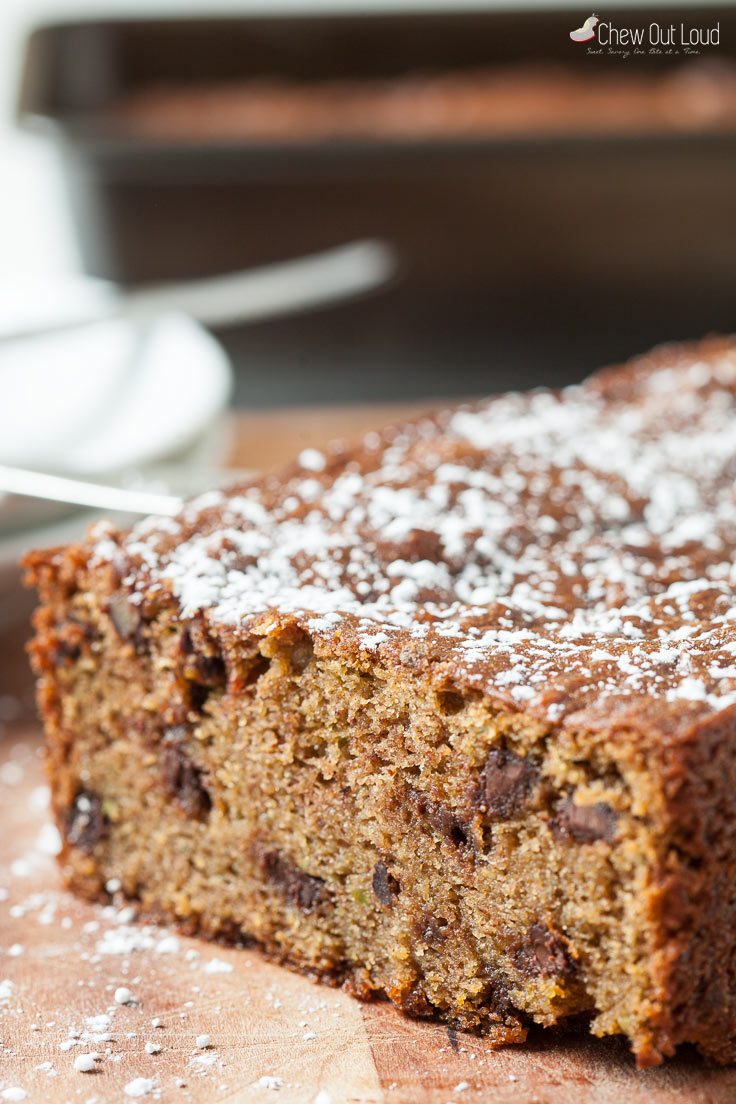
[570, 14, 599, 42]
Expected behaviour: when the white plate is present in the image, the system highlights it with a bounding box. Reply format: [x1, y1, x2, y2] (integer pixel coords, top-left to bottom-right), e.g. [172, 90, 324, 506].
[0, 311, 232, 570]
[0, 311, 231, 475]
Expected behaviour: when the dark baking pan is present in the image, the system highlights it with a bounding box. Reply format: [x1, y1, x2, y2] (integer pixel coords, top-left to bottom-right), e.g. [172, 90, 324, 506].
[17, 7, 736, 405]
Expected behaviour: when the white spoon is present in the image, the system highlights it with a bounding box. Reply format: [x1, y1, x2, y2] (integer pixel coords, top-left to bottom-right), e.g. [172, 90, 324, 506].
[0, 464, 184, 518]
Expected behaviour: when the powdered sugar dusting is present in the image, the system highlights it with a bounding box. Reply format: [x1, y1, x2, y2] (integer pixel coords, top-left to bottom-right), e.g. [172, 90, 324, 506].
[92, 341, 736, 724]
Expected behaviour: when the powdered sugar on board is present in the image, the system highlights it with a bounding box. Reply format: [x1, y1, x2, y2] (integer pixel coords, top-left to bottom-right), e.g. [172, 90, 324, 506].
[3, 734, 736, 1104]
[91, 341, 736, 724]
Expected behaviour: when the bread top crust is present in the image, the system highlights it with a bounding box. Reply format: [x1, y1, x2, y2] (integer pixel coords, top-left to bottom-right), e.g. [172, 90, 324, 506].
[85, 337, 736, 734]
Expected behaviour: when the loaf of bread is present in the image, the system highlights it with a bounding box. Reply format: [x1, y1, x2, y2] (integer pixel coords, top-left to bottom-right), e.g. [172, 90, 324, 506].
[26, 337, 736, 1067]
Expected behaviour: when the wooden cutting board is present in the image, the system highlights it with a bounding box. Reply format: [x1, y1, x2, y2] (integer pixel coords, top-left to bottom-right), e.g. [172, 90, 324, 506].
[2, 403, 736, 1102]
[2, 729, 736, 1104]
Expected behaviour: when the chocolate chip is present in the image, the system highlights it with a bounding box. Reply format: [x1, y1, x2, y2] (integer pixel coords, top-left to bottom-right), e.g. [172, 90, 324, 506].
[412, 911, 447, 946]
[395, 984, 440, 1020]
[514, 923, 576, 978]
[555, 796, 618, 843]
[52, 639, 81, 666]
[478, 748, 539, 819]
[433, 806, 469, 848]
[66, 790, 107, 853]
[51, 618, 99, 666]
[208, 917, 253, 946]
[262, 851, 328, 914]
[428, 800, 471, 849]
[372, 859, 400, 907]
[481, 973, 520, 1019]
[161, 727, 212, 820]
[410, 789, 472, 851]
[108, 593, 141, 640]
